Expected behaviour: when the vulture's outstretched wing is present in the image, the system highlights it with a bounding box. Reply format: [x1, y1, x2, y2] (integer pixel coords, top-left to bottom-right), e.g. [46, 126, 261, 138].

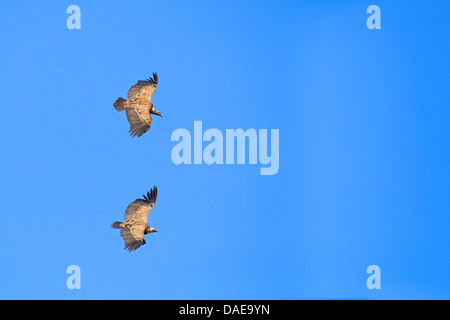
[124, 187, 158, 222]
[125, 100, 152, 138]
[127, 72, 158, 102]
[120, 224, 147, 252]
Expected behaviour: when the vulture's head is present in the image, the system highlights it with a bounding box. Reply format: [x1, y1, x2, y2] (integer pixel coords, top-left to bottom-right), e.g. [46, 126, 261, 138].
[149, 227, 158, 233]
[152, 110, 163, 117]
[150, 104, 163, 117]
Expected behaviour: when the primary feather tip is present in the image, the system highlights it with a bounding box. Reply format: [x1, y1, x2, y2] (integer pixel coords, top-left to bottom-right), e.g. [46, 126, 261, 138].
[146, 72, 158, 84]
[143, 186, 157, 203]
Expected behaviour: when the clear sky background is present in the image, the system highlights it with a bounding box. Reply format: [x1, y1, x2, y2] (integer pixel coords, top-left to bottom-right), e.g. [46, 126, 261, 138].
[0, 1, 448, 299]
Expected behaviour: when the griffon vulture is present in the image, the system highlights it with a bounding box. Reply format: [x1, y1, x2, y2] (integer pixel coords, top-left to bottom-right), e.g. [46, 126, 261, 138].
[114, 73, 163, 137]
[111, 187, 159, 252]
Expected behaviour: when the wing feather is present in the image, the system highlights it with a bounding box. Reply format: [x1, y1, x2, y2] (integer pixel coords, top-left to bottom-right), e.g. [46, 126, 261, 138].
[127, 73, 158, 101]
[120, 226, 146, 252]
[125, 103, 152, 138]
[124, 187, 158, 222]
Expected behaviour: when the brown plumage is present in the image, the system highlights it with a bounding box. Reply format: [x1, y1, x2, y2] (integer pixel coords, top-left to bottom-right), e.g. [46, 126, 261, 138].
[114, 73, 163, 138]
[111, 187, 159, 252]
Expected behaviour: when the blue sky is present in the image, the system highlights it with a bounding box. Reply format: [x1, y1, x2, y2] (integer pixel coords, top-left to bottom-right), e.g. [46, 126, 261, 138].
[0, 0, 448, 299]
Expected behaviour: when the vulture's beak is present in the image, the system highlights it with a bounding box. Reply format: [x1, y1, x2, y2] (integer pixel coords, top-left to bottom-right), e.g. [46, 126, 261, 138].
[155, 111, 163, 117]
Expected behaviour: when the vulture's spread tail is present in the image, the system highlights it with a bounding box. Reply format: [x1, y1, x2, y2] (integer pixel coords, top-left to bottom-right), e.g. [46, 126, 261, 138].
[111, 221, 122, 229]
[114, 97, 127, 111]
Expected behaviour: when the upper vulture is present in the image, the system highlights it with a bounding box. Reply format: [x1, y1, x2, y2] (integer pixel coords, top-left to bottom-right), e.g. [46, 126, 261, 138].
[111, 186, 159, 252]
[114, 73, 163, 137]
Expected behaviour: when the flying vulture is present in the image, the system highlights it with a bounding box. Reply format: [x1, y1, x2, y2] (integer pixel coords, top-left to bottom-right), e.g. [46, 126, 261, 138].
[111, 187, 159, 252]
[114, 73, 163, 137]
